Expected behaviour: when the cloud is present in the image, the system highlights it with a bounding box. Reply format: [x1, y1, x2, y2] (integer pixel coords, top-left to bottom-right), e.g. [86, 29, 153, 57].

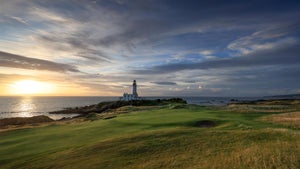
[132, 41, 300, 74]
[151, 81, 177, 85]
[0, 0, 300, 96]
[227, 25, 300, 55]
[0, 51, 80, 72]
[6, 15, 28, 25]
[4, 0, 298, 64]
[34, 33, 111, 63]
[30, 7, 75, 24]
[0, 73, 35, 82]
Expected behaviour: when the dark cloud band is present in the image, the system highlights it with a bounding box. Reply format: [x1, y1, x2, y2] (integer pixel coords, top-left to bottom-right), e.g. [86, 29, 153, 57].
[151, 81, 177, 85]
[0, 51, 79, 72]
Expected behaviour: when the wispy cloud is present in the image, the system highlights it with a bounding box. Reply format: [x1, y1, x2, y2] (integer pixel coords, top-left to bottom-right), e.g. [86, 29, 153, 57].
[132, 41, 300, 74]
[6, 15, 28, 25]
[0, 51, 80, 72]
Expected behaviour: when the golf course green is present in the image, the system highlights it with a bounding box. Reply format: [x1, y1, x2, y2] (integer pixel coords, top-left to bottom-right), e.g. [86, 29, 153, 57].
[0, 100, 299, 169]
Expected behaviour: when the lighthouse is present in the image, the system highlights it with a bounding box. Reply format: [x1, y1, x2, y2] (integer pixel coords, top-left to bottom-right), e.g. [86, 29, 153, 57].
[121, 80, 139, 101]
[133, 80, 138, 98]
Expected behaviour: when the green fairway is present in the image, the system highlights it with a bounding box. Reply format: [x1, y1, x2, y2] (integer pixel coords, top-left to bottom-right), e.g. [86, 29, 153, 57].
[0, 104, 299, 169]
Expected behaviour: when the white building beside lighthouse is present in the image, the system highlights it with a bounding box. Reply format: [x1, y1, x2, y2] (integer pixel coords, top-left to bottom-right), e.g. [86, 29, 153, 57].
[122, 80, 139, 101]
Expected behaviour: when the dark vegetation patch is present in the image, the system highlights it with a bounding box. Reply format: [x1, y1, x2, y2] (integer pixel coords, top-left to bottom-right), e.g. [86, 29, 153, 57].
[168, 104, 187, 109]
[103, 116, 117, 120]
[0, 115, 54, 128]
[85, 113, 99, 121]
[49, 98, 187, 116]
[195, 120, 216, 128]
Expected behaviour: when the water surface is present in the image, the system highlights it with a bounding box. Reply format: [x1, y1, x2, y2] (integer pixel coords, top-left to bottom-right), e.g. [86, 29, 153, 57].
[0, 96, 118, 120]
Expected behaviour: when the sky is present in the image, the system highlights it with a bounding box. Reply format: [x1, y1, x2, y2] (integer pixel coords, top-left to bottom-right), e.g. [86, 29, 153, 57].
[0, 0, 300, 96]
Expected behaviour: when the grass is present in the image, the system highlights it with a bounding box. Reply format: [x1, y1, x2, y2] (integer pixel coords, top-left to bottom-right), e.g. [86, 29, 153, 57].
[0, 102, 299, 169]
[261, 111, 300, 129]
[0, 115, 54, 128]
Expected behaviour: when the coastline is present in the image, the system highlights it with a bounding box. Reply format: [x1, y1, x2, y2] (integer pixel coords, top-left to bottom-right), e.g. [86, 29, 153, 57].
[1, 98, 300, 130]
[0, 98, 187, 129]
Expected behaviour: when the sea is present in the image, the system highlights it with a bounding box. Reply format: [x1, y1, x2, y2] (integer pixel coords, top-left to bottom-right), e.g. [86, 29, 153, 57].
[0, 96, 118, 120]
[0, 96, 270, 120]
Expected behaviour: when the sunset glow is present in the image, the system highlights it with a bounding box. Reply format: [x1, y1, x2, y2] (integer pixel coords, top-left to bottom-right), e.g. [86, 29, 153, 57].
[10, 80, 55, 95]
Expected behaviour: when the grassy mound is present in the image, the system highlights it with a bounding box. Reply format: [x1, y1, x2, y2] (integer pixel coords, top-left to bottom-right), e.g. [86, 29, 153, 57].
[0, 115, 54, 128]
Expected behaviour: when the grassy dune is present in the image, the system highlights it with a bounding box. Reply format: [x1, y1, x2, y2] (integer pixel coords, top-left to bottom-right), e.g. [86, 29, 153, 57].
[0, 102, 299, 169]
[0, 116, 54, 129]
[261, 111, 300, 128]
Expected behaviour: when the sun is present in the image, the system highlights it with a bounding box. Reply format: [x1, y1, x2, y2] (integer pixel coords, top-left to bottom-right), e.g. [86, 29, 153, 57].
[10, 80, 55, 95]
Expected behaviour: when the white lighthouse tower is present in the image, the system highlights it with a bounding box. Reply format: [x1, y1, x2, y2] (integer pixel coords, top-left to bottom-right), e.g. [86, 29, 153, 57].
[133, 80, 138, 98]
[122, 80, 139, 101]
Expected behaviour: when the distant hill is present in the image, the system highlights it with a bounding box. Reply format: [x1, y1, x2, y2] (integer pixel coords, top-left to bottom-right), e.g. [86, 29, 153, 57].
[264, 94, 300, 99]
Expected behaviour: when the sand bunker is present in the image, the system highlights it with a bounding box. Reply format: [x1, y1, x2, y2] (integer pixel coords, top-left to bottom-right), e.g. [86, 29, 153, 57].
[195, 120, 216, 128]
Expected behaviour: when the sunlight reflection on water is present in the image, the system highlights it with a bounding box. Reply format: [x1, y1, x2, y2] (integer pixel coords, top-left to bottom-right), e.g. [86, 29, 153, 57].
[0, 97, 79, 120]
[17, 97, 36, 117]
